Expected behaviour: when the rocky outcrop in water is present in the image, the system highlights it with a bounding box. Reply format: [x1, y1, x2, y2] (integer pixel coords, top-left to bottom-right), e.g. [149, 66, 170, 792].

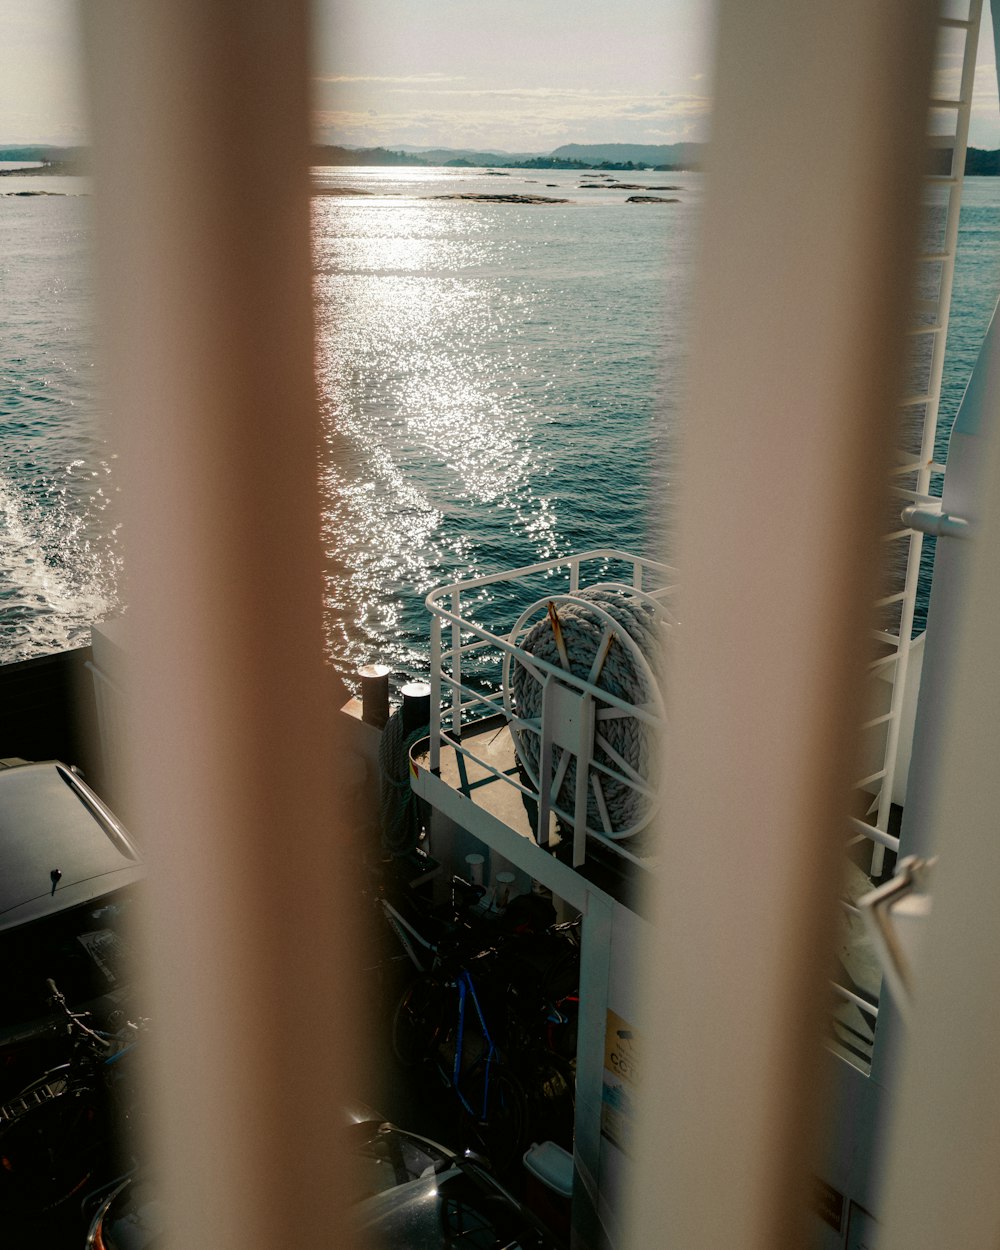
[625, 195, 679, 203]
[313, 186, 377, 196]
[579, 182, 681, 191]
[430, 193, 569, 204]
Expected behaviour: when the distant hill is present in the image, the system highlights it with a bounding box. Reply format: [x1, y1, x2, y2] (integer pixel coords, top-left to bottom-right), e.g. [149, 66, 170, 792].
[317, 142, 701, 171]
[313, 145, 429, 166]
[965, 147, 1000, 175]
[550, 142, 705, 169]
[392, 145, 544, 166]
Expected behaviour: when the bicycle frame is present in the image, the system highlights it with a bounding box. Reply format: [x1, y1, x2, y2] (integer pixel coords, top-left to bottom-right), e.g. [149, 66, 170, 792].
[452, 969, 498, 1122]
[380, 897, 436, 972]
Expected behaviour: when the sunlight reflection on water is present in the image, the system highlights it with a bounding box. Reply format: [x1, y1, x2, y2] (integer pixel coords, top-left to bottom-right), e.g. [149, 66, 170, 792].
[311, 176, 690, 686]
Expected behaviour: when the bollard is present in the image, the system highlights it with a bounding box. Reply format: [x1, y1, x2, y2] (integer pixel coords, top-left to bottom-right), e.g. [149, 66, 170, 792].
[400, 681, 431, 736]
[358, 663, 390, 728]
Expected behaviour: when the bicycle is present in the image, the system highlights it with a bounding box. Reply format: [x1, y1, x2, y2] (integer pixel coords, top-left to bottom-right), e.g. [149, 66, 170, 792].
[390, 939, 529, 1170]
[382, 888, 579, 1169]
[0, 980, 144, 1219]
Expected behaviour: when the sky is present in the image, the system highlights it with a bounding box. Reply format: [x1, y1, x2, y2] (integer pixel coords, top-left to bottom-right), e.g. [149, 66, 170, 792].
[2, 0, 1000, 154]
[310, 0, 713, 151]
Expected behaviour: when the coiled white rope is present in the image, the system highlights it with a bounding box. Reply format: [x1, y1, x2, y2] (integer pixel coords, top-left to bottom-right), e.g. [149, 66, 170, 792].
[508, 586, 667, 838]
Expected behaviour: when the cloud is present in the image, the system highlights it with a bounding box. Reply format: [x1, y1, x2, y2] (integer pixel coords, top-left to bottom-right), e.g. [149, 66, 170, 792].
[316, 95, 710, 151]
[316, 73, 713, 150]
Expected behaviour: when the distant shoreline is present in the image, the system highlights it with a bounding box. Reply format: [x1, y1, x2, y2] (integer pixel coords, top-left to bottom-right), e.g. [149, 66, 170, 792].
[5, 143, 1000, 176]
[0, 160, 85, 177]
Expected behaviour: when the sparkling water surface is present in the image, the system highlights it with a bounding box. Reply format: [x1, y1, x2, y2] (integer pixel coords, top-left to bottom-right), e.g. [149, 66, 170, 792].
[0, 190, 121, 659]
[2, 169, 999, 677]
[312, 167, 696, 679]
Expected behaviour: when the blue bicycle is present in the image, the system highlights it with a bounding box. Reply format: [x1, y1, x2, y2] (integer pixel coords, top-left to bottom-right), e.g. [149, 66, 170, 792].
[383, 890, 576, 1170]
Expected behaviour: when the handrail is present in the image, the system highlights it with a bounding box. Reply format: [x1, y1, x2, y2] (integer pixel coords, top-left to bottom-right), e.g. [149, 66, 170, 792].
[423, 547, 675, 609]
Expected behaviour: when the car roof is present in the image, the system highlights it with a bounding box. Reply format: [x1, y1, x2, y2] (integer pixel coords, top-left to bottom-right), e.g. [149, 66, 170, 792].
[354, 1165, 550, 1250]
[0, 761, 143, 932]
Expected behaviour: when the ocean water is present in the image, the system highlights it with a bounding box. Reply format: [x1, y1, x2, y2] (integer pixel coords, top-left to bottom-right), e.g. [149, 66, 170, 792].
[2, 168, 999, 676]
[0, 185, 122, 659]
[312, 166, 696, 679]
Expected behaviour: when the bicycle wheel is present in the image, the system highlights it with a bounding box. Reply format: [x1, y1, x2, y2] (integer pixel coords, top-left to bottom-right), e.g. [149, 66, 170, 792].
[391, 976, 442, 1068]
[467, 1064, 529, 1174]
[0, 1070, 106, 1215]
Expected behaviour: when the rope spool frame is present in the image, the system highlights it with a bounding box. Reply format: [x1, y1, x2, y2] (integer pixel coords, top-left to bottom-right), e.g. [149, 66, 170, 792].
[501, 587, 671, 842]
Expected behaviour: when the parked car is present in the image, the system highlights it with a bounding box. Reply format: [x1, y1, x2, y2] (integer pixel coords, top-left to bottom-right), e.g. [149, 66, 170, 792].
[85, 1106, 562, 1249]
[0, 760, 143, 1092]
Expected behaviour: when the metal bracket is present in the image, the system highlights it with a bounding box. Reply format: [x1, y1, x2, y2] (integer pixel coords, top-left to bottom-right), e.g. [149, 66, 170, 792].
[858, 854, 936, 1022]
[536, 675, 596, 866]
[901, 504, 971, 539]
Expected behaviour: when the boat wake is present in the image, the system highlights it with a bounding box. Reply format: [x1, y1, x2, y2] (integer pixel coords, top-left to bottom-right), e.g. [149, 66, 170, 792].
[0, 474, 114, 662]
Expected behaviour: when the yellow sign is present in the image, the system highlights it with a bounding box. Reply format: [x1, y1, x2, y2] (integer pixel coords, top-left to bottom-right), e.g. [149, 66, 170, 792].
[604, 1008, 638, 1086]
[602, 1009, 639, 1155]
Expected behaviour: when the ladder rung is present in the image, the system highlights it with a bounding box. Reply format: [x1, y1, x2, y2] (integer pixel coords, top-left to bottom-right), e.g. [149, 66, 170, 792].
[889, 459, 924, 475]
[926, 174, 960, 184]
[881, 529, 913, 543]
[875, 591, 906, 607]
[926, 133, 959, 148]
[906, 322, 944, 336]
[862, 711, 896, 730]
[872, 629, 901, 647]
[856, 768, 888, 789]
[918, 251, 952, 262]
[849, 816, 900, 853]
[938, 15, 974, 28]
[930, 97, 964, 109]
[898, 394, 932, 408]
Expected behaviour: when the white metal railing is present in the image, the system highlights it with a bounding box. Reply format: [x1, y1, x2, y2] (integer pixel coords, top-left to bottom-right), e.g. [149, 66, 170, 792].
[424, 548, 677, 868]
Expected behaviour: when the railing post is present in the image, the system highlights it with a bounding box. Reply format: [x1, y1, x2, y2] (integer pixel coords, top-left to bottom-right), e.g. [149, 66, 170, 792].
[451, 588, 463, 742]
[429, 611, 442, 772]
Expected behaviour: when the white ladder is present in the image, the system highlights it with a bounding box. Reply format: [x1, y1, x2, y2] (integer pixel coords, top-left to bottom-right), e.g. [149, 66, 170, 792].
[856, 0, 984, 877]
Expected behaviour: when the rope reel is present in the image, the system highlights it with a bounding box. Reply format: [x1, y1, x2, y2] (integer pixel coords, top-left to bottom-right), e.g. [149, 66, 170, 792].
[502, 585, 670, 841]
